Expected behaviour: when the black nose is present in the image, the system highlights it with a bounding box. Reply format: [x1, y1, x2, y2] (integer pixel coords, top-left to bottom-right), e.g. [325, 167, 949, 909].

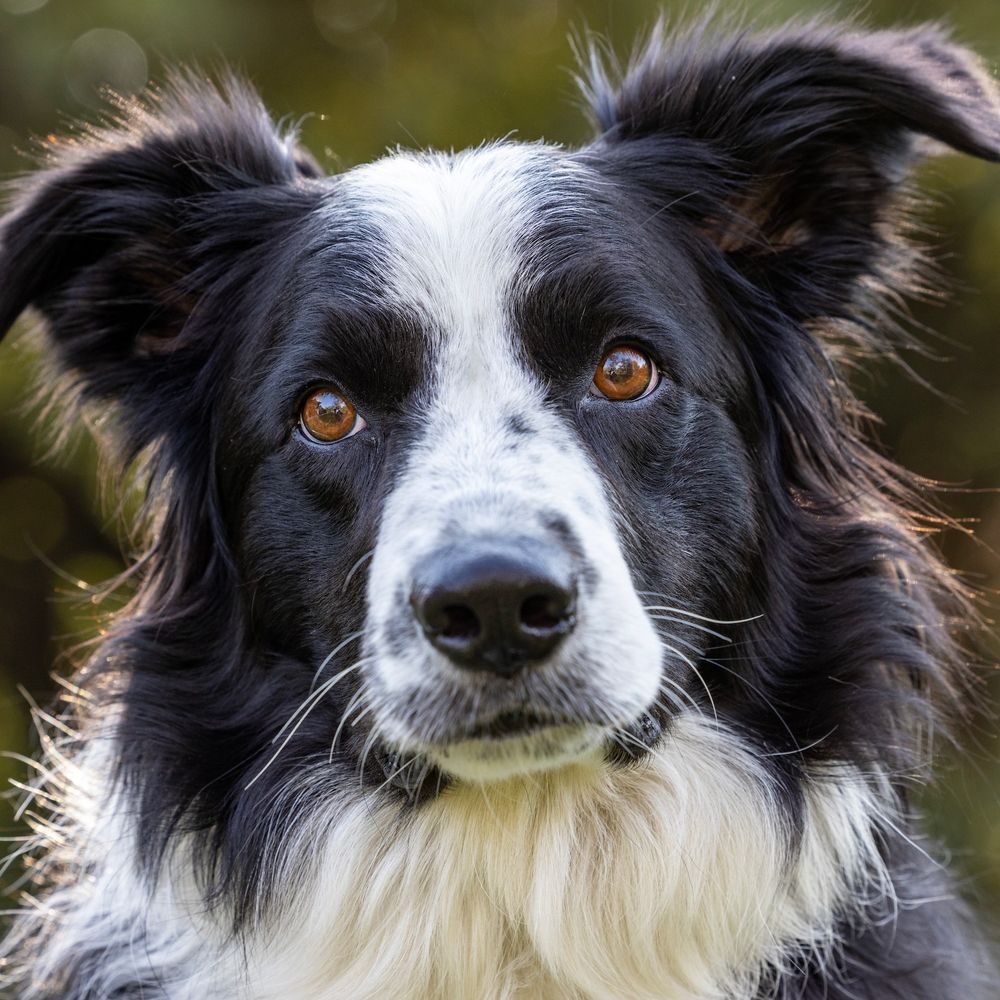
[411, 541, 577, 677]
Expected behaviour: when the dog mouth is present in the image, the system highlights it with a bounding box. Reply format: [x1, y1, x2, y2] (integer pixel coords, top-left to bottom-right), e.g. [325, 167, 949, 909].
[413, 700, 632, 783]
[371, 670, 667, 784]
[372, 709, 666, 798]
[461, 709, 569, 741]
[369, 712, 593, 799]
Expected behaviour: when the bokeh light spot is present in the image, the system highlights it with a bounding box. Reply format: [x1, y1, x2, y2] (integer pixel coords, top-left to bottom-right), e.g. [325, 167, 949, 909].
[313, 0, 396, 42]
[65, 28, 148, 108]
[475, 0, 559, 52]
[0, 0, 49, 14]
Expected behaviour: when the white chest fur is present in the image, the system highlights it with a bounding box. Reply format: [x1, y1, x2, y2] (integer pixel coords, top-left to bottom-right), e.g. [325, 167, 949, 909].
[233, 716, 889, 1000]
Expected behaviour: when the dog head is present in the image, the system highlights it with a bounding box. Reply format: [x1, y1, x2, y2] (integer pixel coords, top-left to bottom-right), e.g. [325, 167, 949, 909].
[2, 22, 999, 925]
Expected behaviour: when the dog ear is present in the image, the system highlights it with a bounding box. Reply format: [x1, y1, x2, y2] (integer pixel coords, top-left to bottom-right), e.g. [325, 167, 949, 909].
[0, 72, 322, 424]
[584, 21, 1000, 321]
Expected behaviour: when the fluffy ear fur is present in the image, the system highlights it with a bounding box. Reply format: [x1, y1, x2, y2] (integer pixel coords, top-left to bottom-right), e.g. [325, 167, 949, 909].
[584, 20, 1000, 322]
[0, 73, 325, 618]
[0, 73, 322, 436]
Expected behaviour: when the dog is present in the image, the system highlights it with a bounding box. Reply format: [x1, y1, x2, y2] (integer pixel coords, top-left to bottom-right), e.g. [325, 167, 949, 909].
[0, 16, 998, 999]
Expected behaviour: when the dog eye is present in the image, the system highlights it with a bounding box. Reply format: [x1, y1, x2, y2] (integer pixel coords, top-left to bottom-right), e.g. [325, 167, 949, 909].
[299, 387, 365, 443]
[591, 345, 658, 401]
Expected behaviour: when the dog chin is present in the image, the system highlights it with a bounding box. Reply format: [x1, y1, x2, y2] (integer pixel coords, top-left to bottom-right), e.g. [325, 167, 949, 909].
[424, 723, 609, 783]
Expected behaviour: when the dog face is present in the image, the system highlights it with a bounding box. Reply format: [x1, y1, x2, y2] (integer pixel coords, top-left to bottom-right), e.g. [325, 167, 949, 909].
[2, 21, 1000, 998]
[235, 145, 760, 785]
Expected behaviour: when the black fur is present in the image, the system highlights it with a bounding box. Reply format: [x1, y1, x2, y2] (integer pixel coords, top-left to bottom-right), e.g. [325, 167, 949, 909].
[1, 19, 999, 999]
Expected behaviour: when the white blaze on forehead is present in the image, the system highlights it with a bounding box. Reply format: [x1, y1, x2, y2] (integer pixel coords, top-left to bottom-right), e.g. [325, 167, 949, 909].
[339, 143, 546, 343]
[341, 144, 568, 523]
[343, 143, 577, 542]
[339, 144, 557, 438]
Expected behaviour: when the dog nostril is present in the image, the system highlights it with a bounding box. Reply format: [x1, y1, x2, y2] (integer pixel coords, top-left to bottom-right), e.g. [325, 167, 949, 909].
[519, 594, 565, 632]
[440, 604, 480, 640]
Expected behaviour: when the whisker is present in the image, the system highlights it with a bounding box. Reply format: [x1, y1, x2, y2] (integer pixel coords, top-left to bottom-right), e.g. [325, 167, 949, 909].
[661, 640, 718, 724]
[311, 630, 365, 690]
[641, 602, 765, 626]
[655, 683, 700, 717]
[409, 757, 435, 803]
[370, 753, 421, 800]
[357, 723, 383, 794]
[341, 549, 375, 595]
[647, 614, 732, 643]
[350, 705, 374, 727]
[654, 630, 702, 655]
[759, 728, 838, 757]
[328, 687, 369, 764]
[244, 658, 369, 790]
[701, 656, 804, 750]
[611, 725, 653, 756]
[276, 658, 367, 745]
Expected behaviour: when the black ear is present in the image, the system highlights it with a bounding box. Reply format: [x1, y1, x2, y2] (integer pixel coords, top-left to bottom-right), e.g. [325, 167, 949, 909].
[0, 71, 322, 422]
[584, 20, 1000, 321]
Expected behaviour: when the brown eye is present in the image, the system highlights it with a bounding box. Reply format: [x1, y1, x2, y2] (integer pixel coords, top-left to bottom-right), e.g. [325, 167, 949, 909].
[591, 345, 657, 401]
[299, 387, 364, 443]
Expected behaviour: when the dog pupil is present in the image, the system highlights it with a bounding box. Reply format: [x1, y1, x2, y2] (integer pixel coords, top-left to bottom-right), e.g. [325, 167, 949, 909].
[607, 356, 636, 383]
[314, 392, 346, 422]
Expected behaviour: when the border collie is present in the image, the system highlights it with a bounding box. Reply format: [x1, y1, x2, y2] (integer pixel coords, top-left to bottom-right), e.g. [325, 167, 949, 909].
[0, 17, 998, 999]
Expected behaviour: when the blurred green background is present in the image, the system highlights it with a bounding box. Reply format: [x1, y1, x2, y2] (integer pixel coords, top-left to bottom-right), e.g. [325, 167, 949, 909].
[0, 0, 998, 917]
